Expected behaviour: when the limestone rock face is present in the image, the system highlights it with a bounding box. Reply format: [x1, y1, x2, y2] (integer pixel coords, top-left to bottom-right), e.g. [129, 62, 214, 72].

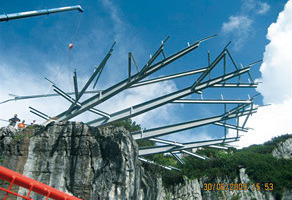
[160, 135, 292, 200]
[0, 124, 291, 200]
[0, 122, 156, 200]
[161, 178, 202, 200]
[161, 172, 276, 200]
[272, 138, 292, 159]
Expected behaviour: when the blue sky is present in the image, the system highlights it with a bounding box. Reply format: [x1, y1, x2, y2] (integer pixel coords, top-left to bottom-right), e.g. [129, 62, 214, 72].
[0, 0, 291, 147]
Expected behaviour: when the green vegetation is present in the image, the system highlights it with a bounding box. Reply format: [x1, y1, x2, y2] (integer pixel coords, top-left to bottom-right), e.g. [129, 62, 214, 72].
[231, 194, 241, 200]
[25, 124, 43, 130]
[107, 119, 141, 132]
[147, 134, 292, 199]
[117, 120, 291, 199]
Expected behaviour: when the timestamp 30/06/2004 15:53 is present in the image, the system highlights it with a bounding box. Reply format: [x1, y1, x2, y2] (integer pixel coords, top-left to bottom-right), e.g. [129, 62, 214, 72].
[203, 183, 274, 191]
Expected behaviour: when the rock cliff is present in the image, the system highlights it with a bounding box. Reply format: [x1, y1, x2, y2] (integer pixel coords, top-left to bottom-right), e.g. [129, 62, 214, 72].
[0, 123, 291, 200]
[272, 138, 292, 159]
[159, 136, 292, 200]
[161, 169, 276, 200]
[0, 122, 157, 200]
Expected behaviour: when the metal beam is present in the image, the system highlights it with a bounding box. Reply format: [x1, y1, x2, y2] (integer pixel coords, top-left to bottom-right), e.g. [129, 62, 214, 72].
[0, 83, 257, 105]
[181, 150, 207, 160]
[242, 103, 254, 128]
[130, 53, 139, 73]
[149, 138, 184, 147]
[145, 34, 216, 75]
[128, 52, 132, 82]
[138, 36, 170, 76]
[29, 107, 50, 120]
[132, 108, 256, 140]
[92, 67, 103, 89]
[66, 42, 116, 114]
[170, 152, 185, 164]
[213, 122, 248, 132]
[0, 91, 102, 105]
[51, 85, 110, 118]
[192, 48, 227, 89]
[139, 137, 237, 156]
[221, 103, 249, 118]
[73, 70, 79, 99]
[52, 35, 215, 122]
[87, 66, 251, 127]
[172, 99, 252, 104]
[130, 67, 208, 88]
[224, 102, 227, 138]
[208, 145, 229, 150]
[0, 5, 83, 22]
[138, 157, 180, 171]
[226, 48, 238, 70]
[49, 82, 110, 119]
[210, 83, 258, 88]
[208, 51, 211, 79]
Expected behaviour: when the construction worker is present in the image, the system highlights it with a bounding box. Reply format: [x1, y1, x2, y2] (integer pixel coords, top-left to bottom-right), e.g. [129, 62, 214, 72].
[18, 120, 26, 130]
[9, 114, 20, 127]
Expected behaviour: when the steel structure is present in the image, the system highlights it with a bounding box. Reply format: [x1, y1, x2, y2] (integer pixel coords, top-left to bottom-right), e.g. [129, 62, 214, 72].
[0, 29, 260, 166]
[132, 105, 256, 140]
[139, 137, 238, 156]
[0, 0, 261, 178]
[47, 35, 217, 122]
[138, 158, 180, 171]
[0, 0, 260, 173]
[21, 35, 260, 163]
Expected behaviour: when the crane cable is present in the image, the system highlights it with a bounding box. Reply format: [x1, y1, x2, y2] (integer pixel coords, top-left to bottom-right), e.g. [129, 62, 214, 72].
[68, 13, 83, 92]
[45, 13, 83, 95]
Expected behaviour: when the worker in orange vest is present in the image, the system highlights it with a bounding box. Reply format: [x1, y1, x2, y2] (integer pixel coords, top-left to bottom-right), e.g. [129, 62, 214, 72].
[18, 120, 26, 130]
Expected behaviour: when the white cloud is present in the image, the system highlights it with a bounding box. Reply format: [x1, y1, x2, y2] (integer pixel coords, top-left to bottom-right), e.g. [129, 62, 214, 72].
[222, 16, 252, 33]
[257, 2, 270, 14]
[242, 0, 270, 15]
[0, 62, 72, 126]
[97, 80, 178, 129]
[0, 56, 178, 129]
[221, 1, 270, 50]
[257, 0, 292, 104]
[229, 100, 292, 147]
[101, 0, 126, 41]
[221, 16, 253, 50]
[0, 0, 178, 131]
[230, 0, 292, 148]
[242, 0, 257, 13]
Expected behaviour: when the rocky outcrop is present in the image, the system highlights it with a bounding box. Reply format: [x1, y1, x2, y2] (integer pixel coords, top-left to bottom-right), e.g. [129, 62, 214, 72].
[161, 170, 275, 200]
[0, 122, 157, 200]
[161, 178, 202, 200]
[0, 124, 291, 200]
[160, 137, 292, 200]
[272, 138, 292, 159]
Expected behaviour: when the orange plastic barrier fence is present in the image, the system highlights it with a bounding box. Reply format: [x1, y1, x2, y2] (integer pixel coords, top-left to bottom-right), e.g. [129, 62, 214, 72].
[0, 165, 82, 200]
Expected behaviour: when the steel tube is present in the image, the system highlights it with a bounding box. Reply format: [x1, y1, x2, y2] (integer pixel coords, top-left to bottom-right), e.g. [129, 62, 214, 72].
[88, 66, 251, 127]
[53, 36, 214, 122]
[181, 150, 206, 160]
[0, 5, 83, 22]
[139, 137, 237, 156]
[130, 67, 207, 88]
[172, 99, 252, 104]
[132, 109, 256, 140]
